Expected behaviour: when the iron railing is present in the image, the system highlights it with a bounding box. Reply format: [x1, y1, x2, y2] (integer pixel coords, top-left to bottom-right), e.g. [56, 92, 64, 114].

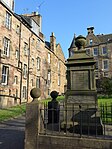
[39, 102, 112, 140]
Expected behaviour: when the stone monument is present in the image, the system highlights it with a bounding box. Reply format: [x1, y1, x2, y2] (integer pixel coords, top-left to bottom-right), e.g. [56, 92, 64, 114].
[63, 35, 103, 135]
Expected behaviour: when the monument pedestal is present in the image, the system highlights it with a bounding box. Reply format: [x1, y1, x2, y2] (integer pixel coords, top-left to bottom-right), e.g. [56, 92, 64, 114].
[63, 35, 103, 135]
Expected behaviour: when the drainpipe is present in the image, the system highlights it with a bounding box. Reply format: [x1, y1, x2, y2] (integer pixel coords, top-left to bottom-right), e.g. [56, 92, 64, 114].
[0, 49, 1, 80]
[27, 33, 33, 102]
[19, 22, 22, 104]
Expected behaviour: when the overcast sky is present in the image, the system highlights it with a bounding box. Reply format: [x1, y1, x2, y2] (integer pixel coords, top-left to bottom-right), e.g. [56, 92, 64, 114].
[15, 0, 112, 58]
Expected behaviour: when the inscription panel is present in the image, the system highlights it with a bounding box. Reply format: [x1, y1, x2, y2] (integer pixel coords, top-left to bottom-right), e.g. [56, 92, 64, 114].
[71, 71, 89, 90]
[67, 95, 96, 104]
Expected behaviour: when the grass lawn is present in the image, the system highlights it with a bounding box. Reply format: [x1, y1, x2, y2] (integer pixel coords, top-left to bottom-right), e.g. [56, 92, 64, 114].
[0, 104, 26, 122]
[98, 98, 112, 105]
[0, 96, 111, 123]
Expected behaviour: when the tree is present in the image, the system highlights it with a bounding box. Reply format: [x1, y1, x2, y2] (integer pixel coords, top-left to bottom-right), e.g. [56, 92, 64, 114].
[96, 77, 112, 96]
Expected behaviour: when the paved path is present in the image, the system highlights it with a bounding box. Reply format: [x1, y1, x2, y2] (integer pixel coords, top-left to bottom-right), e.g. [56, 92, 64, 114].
[0, 115, 25, 149]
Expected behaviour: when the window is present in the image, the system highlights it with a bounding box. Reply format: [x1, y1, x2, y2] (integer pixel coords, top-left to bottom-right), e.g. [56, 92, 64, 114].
[36, 77, 40, 88]
[5, 11, 11, 29]
[102, 47, 107, 55]
[24, 42, 28, 56]
[31, 38, 35, 45]
[93, 48, 98, 56]
[23, 64, 27, 78]
[47, 71, 51, 85]
[14, 76, 18, 84]
[89, 39, 93, 45]
[48, 89, 50, 96]
[95, 71, 98, 78]
[16, 25, 20, 34]
[23, 86, 27, 99]
[32, 58, 34, 67]
[86, 49, 90, 55]
[58, 61, 60, 72]
[58, 74, 61, 86]
[16, 49, 19, 59]
[37, 57, 40, 70]
[95, 61, 98, 69]
[36, 38, 40, 49]
[1, 65, 9, 85]
[103, 60, 109, 70]
[48, 53, 51, 63]
[9, 89, 11, 95]
[16, 89, 18, 98]
[104, 72, 108, 77]
[31, 79, 34, 86]
[3, 37, 10, 57]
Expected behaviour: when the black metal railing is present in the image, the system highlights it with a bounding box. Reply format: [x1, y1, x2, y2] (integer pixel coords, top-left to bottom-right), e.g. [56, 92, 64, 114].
[39, 103, 112, 139]
[100, 103, 112, 125]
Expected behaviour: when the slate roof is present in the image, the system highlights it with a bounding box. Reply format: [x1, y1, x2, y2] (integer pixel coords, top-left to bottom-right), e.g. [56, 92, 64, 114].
[69, 34, 76, 49]
[45, 41, 50, 49]
[45, 41, 59, 49]
[20, 15, 32, 28]
[14, 13, 32, 28]
[69, 33, 112, 50]
[97, 34, 112, 43]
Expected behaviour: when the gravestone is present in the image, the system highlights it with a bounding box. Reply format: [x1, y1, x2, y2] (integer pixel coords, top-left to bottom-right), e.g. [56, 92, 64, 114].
[47, 91, 60, 131]
[62, 35, 103, 135]
[48, 91, 59, 124]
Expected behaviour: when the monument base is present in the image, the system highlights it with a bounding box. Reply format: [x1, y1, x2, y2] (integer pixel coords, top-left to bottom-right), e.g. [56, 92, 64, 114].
[61, 104, 103, 135]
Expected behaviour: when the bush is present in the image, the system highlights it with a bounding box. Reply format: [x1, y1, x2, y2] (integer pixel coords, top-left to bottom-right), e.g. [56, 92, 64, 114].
[96, 77, 112, 96]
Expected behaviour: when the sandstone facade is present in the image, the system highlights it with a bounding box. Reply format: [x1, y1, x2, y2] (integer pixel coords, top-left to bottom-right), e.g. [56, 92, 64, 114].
[0, 1, 66, 108]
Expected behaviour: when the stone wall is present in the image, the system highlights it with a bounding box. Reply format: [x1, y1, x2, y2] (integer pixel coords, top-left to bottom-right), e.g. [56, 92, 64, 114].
[38, 135, 112, 149]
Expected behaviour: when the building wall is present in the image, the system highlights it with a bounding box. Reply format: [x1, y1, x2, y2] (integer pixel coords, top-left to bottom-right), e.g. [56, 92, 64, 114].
[45, 34, 66, 97]
[68, 27, 112, 80]
[0, 2, 66, 108]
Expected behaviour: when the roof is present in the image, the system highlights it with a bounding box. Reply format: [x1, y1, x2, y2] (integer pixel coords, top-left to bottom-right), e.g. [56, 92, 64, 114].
[20, 15, 32, 28]
[69, 34, 76, 49]
[14, 14, 32, 28]
[97, 34, 112, 43]
[45, 41, 50, 49]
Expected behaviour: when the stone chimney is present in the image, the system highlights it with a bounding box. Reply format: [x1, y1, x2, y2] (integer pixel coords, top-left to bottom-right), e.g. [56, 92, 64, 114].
[87, 27, 94, 35]
[50, 32, 56, 52]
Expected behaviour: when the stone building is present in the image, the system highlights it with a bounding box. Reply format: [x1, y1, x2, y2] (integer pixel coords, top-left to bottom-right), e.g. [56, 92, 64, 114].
[68, 27, 112, 80]
[0, 0, 66, 108]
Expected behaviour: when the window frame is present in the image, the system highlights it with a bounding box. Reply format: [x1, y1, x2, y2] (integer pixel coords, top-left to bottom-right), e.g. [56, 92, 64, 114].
[58, 74, 61, 86]
[15, 49, 19, 59]
[102, 47, 107, 55]
[24, 42, 28, 56]
[37, 57, 41, 70]
[1, 65, 9, 85]
[3, 37, 10, 57]
[103, 59, 109, 70]
[23, 64, 27, 78]
[5, 11, 11, 30]
[23, 86, 27, 99]
[48, 53, 51, 64]
[93, 48, 98, 56]
[36, 77, 40, 88]
[14, 76, 18, 84]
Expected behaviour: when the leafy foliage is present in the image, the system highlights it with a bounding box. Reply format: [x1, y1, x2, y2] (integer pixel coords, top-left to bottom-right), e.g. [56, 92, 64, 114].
[96, 77, 112, 96]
